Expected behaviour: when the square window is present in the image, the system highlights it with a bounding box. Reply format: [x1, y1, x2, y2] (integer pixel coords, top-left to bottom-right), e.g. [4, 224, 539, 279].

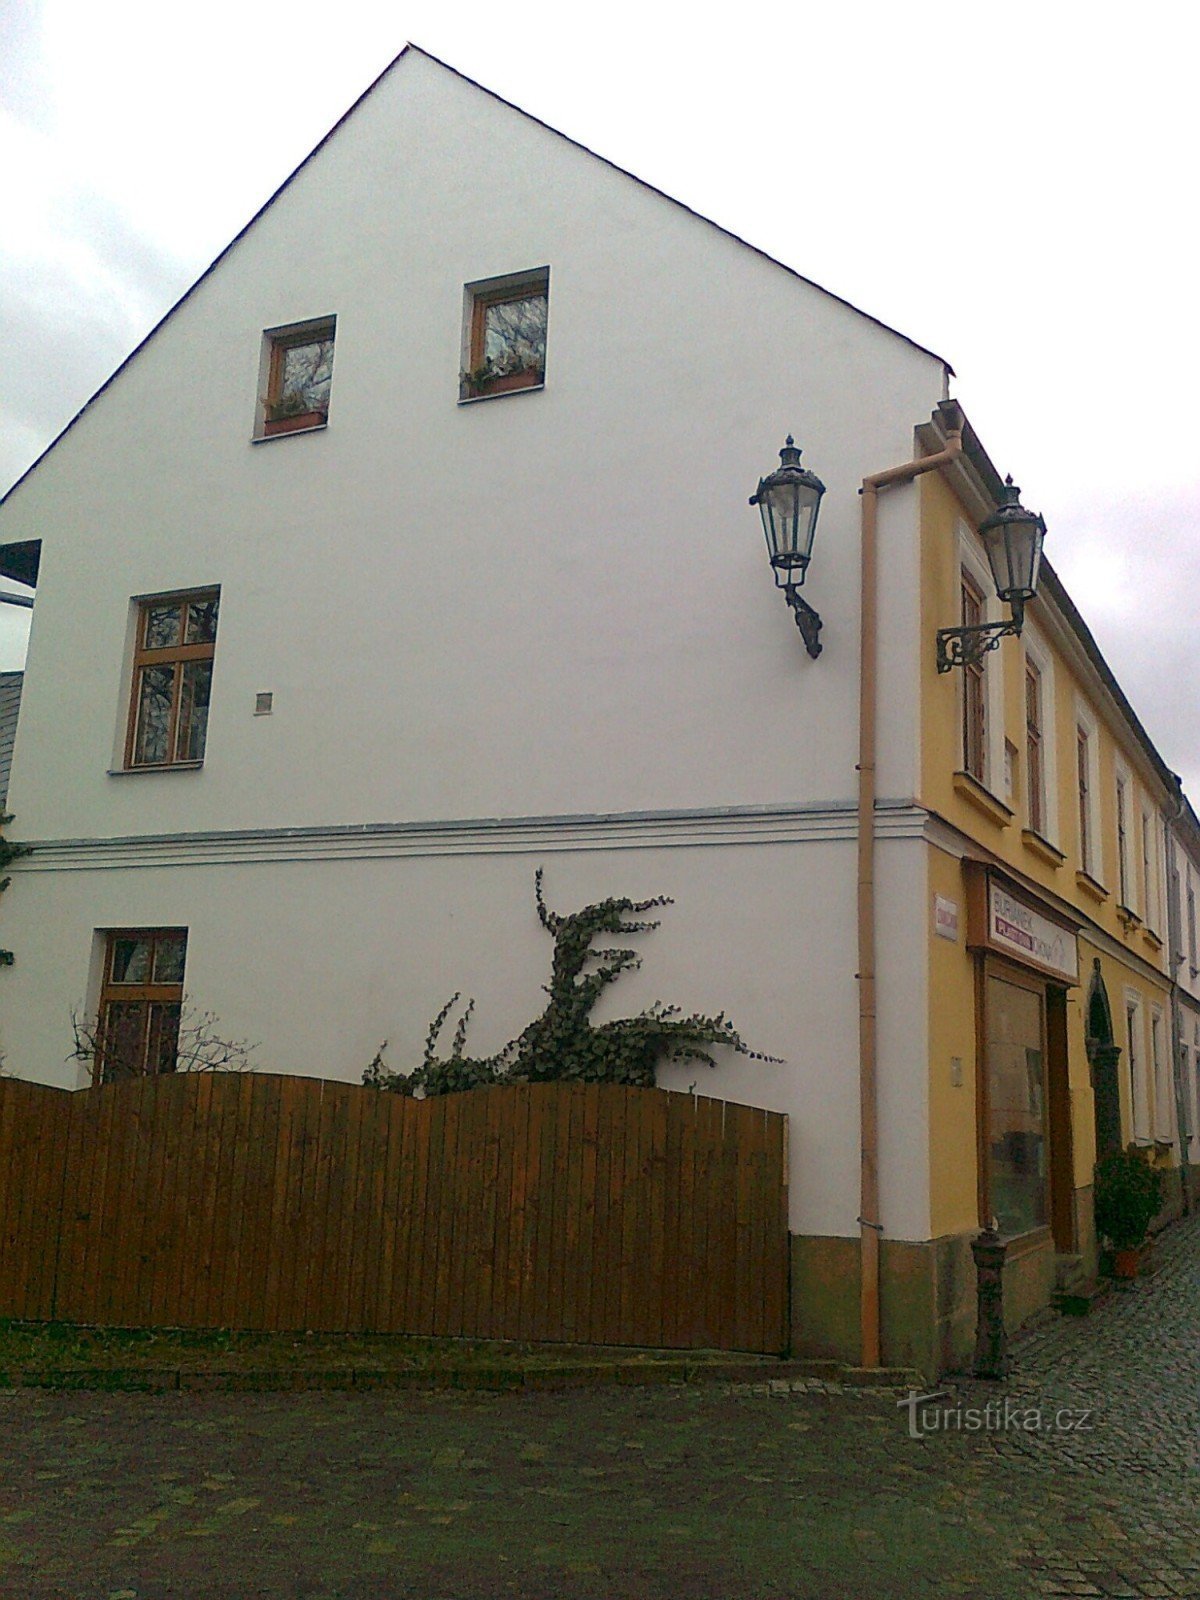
[260, 318, 335, 436]
[461, 269, 548, 400]
[96, 928, 187, 1084]
[125, 590, 219, 769]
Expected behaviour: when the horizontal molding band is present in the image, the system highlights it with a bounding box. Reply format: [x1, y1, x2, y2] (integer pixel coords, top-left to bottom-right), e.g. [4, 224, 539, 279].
[16, 799, 933, 871]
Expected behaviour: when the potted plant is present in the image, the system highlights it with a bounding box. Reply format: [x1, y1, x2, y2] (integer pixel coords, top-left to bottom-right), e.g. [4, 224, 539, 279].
[1094, 1144, 1163, 1278]
[459, 357, 545, 400]
[262, 389, 328, 436]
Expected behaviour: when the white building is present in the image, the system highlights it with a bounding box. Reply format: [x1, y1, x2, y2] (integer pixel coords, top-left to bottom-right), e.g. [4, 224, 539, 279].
[3, 47, 1188, 1371]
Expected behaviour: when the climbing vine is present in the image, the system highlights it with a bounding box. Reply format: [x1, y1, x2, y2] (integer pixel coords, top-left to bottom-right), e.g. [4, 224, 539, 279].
[364, 870, 779, 1097]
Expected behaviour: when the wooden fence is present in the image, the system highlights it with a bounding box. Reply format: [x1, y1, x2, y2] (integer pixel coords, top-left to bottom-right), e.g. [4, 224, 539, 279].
[0, 1074, 789, 1353]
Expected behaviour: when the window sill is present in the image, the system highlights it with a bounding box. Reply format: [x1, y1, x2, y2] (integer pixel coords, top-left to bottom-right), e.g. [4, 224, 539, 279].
[1075, 869, 1109, 905]
[457, 380, 545, 405]
[252, 421, 328, 443]
[953, 771, 1013, 828]
[998, 1224, 1053, 1257]
[1142, 927, 1164, 953]
[108, 762, 204, 776]
[1117, 903, 1143, 931]
[1021, 829, 1065, 869]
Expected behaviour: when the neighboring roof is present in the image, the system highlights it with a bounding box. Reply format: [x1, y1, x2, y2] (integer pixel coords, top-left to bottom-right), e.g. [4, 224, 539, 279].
[0, 671, 22, 812]
[0, 44, 950, 520]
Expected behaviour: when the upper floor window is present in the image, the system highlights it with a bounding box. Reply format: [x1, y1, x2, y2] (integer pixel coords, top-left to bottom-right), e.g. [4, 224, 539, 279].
[96, 928, 187, 1085]
[260, 317, 335, 436]
[1024, 661, 1044, 834]
[1142, 809, 1158, 930]
[1076, 725, 1093, 875]
[460, 268, 549, 400]
[125, 591, 219, 768]
[1187, 877, 1197, 972]
[960, 571, 987, 784]
[1116, 776, 1131, 908]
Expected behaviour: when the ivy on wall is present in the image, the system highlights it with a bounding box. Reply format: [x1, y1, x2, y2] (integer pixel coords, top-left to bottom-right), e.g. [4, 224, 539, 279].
[364, 870, 779, 1098]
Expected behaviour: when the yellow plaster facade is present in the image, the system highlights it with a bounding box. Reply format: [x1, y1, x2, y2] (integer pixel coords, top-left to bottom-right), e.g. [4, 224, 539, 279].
[919, 469, 1174, 1261]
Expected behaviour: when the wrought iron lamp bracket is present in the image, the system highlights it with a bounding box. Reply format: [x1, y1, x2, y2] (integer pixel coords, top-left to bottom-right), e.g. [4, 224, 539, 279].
[785, 584, 823, 658]
[936, 602, 1025, 674]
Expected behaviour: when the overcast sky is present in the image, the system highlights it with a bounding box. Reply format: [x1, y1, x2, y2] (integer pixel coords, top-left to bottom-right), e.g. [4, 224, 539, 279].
[2, 1, 1196, 788]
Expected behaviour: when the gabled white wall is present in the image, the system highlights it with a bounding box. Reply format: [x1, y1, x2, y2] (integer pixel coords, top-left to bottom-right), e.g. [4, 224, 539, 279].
[2, 50, 944, 842]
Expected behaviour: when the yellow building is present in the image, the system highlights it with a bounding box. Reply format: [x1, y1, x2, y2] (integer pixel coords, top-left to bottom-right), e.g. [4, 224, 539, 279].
[916, 405, 1180, 1365]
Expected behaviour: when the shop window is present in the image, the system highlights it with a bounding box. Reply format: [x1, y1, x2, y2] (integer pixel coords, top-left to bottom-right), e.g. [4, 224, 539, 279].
[95, 929, 187, 1085]
[460, 268, 548, 399]
[125, 590, 219, 768]
[1127, 998, 1148, 1142]
[260, 318, 335, 436]
[1151, 1009, 1171, 1142]
[960, 571, 987, 783]
[984, 973, 1048, 1237]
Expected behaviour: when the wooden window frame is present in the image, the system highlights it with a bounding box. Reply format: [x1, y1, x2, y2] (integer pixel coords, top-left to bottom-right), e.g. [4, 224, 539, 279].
[1076, 726, 1092, 875]
[96, 928, 187, 1086]
[961, 571, 987, 784]
[124, 590, 219, 770]
[262, 319, 335, 437]
[462, 270, 549, 399]
[1024, 661, 1044, 835]
[1116, 776, 1130, 908]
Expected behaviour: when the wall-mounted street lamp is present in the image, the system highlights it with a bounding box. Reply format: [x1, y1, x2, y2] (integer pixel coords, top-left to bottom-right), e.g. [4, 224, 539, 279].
[936, 476, 1046, 673]
[750, 436, 827, 658]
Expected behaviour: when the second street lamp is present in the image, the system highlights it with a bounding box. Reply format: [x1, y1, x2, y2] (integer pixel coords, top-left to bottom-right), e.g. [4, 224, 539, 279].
[936, 476, 1047, 672]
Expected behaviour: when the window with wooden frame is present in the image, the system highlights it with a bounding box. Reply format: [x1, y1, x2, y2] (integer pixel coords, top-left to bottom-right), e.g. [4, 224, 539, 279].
[1077, 726, 1093, 874]
[460, 268, 548, 400]
[1116, 775, 1131, 908]
[1024, 661, 1044, 834]
[125, 591, 219, 769]
[1142, 809, 1158, 930]
[960, 571, 987, 783]
[95, 929, 187, 1085]
[1187, 878, 1197, 972]
[261, 318, 335, 436]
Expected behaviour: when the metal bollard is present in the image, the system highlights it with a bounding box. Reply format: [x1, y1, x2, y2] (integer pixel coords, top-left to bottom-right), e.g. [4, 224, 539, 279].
[971, 1224, 1009, 1379]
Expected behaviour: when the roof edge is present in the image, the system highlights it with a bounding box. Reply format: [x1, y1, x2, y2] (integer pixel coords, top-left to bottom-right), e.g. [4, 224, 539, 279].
[1, 43, 951, 512]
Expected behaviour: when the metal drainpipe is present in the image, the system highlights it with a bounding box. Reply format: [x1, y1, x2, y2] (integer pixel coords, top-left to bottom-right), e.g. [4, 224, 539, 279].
[1164, 784, 1192, 1214]
[857, 418, 963, 1367]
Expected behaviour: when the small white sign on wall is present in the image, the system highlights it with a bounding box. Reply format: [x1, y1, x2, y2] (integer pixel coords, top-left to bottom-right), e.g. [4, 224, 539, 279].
[934, 895, 960, 941]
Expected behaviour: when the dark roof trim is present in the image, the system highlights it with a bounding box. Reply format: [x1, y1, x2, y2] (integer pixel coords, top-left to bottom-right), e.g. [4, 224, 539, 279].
[0, 45, 950, 513]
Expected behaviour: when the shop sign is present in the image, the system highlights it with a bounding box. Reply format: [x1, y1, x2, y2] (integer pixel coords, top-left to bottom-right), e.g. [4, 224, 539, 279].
[934, 896, 959, 941]
[988, 881, 1078, 982]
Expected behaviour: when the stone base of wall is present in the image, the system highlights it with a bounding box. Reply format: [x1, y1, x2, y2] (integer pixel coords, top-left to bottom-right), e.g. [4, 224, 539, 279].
[1151, 1165, 1186, 1232]
[790, 1203, 1092, 1381]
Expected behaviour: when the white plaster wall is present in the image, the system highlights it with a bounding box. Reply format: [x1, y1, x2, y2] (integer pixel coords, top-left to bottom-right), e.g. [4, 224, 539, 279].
[0, 834, 882, 1237]
[1, 50, 944, 843]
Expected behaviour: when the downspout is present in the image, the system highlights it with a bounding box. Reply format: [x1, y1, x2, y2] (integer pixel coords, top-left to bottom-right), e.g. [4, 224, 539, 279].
[857, 413, 963, 1367]
[1164, 782, 1191, 1213]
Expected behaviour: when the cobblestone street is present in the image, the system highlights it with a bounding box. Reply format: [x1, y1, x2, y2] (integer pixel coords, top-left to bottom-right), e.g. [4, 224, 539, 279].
[2, 1215, 1198, 1599]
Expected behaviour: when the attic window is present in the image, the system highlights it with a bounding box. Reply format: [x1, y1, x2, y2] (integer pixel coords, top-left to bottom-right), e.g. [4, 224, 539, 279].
[259, 318, 335, 437]
[460, 269, 548, 400]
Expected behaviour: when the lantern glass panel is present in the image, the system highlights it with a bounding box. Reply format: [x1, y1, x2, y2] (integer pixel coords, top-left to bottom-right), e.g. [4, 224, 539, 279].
[983, 519, 1043, 604]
